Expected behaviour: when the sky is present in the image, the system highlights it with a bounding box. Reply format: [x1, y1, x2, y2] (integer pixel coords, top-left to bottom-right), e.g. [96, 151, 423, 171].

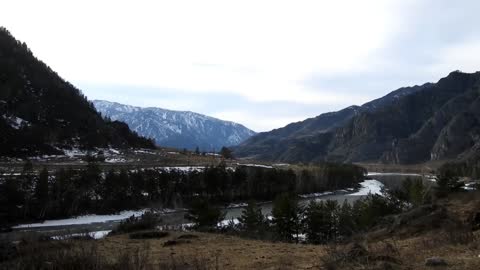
[2, 0, 480, 132]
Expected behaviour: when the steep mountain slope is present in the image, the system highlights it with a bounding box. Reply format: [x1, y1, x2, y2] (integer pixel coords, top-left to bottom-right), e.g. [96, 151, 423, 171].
[0, 28, 155, 156]
[93, 100, 256, 151]
[235, 71, 480, 164]
[233, 106, 361, 161]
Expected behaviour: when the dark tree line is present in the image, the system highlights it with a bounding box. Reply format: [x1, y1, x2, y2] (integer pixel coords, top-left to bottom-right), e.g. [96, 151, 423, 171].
[438, 159, 480, 179]
[294, 163, 366, 194]
[0, 162, 365, 226]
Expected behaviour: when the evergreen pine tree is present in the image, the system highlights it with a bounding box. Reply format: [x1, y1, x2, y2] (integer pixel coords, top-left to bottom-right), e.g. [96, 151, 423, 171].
[271, 193, 303, 243]
[220, 147, 233, 159]
[303, 200, 326, 244]
[34, 167, 50, 218]
[436, 169, 462, 198]
[337, 200, 355, 238]
[238, 200, 265, 235]
[303, 200, 339, 244]
[185, 197, 225, 230]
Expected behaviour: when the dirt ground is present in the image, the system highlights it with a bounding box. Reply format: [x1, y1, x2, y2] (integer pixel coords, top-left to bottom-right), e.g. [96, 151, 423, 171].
[98, 232, 326, 269]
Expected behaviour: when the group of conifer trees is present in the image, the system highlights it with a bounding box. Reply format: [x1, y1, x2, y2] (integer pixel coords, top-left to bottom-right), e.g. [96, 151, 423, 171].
[189, 193, 403, 244]
[0, 162, 364, 226]
[187, 176, 443, 244]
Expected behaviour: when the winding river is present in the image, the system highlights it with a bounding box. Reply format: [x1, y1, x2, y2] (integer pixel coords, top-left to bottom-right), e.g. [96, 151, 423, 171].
[7, 172, 429, 239]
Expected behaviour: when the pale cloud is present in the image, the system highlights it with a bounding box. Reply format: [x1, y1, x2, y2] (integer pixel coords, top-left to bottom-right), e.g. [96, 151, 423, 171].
[2, 0, 480, 131]
[210, 110, 308, 132]
[430, 40, 480, 74]
[2, 1, 397, 101]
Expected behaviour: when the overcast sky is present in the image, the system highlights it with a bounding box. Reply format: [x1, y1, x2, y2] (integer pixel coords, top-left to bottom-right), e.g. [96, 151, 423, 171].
[3, 0, 480, 131]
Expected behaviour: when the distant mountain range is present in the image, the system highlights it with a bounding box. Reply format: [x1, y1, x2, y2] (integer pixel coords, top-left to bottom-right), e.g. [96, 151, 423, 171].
[93, 100, 256, 151]
[2, 25, 479, 164]
[0, 28, 154, 156]
[235, 71, 480, 164]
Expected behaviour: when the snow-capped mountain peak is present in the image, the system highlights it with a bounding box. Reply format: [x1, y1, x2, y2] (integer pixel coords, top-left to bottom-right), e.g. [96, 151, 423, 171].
[93, 100, 256, 151]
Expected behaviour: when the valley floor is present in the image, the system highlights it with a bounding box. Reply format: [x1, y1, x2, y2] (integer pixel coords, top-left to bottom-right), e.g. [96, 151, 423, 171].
[5, 191, 480, 270]
[3, 166, 480, 270]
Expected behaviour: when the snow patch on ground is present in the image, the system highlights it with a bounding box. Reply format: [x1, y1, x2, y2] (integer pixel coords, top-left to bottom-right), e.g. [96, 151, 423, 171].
[134, 149, 155, 154]
[348, 180, 384, 196]
[367, 172, 422, 177]
[51, 230, 112, 240]
[2, 115, 30, 129]
[105, 158, 127, 163]
[109, 148, 120, 154]
[227, 202, 248, 208]
[218, 218, 239, 227]
[368, 172, 437, 182]
[158, 166, 205, 172]
[299, 191, 335, 199]
[463, 182, 478, 191]
[63, 148, 87, 158]
[238, 163, 274, 169]
[206, 153, 221, 157]
[13, 210, 148, 228]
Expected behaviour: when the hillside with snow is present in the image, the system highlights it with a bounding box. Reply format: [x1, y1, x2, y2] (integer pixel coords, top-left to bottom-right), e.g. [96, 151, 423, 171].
[93, 100, 256, 151]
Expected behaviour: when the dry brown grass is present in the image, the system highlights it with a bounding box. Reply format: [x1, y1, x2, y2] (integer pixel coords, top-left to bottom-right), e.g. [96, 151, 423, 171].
[98, 232, 326, 270]
[88, 227, 480, 270]
[3, 228, 480, 270]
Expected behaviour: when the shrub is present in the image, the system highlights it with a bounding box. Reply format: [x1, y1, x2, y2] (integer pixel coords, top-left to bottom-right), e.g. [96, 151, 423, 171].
[237, 200, 267, 237]
[185, 198, 225, 231]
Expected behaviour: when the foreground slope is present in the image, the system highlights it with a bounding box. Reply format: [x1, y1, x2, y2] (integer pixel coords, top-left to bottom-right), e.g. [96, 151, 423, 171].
[0, 28, 155, 156]
[93, 100, 256, 151]
[236, 71, 480, 164]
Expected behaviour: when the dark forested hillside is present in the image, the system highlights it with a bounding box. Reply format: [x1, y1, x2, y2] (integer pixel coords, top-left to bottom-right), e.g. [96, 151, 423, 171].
[235, 71, 480, 164]
[0, 28, 155, 156]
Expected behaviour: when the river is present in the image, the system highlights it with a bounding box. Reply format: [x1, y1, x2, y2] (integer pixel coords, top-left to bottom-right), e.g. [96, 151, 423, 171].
[6, 172, 429, 240]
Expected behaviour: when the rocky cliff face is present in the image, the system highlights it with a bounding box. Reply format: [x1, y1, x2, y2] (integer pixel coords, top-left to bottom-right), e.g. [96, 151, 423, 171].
[235, 71, 480, 164]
